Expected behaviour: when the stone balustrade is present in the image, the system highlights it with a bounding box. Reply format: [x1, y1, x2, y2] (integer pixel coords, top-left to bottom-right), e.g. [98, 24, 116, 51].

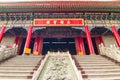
[99, 44, 120, 62]
[0, 45, 18, 61]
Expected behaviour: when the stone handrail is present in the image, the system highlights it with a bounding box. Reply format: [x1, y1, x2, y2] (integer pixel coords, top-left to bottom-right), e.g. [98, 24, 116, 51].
[32, 55, 48, 80]
[0, 45, 18, 61]
[68, 53, 83, 80]
[99, 44, 120, 62]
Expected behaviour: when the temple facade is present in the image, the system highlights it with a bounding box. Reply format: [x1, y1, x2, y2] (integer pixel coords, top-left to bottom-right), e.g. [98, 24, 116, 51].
[0, 1, 120, 80]
[0, 1, 120, 55]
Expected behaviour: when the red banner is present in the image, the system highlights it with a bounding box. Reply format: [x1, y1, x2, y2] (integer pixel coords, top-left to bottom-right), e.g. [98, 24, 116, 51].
[34, 19, 84, 26]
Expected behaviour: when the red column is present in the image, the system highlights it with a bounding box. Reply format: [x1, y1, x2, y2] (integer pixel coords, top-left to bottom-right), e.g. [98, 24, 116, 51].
[16, 37, 22, 55]
[75, 37, 81, 55]
[99, 36, 104, 45]
[33, 37, 40, 55]
[0, 26, 6, 43]
[14, 37, 20, 45]
[96, 36, 104, 45]
[13, 37, 20, 48]
[111, 26, 120, 47]
[84, 26, 95, 54]
[79, 37, 85, 55]
[38, 37, 43, 55]
[24, 26, 33, 54]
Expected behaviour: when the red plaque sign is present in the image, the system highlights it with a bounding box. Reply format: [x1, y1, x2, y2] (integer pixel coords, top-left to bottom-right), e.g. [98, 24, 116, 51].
[34, 19, 84, 26]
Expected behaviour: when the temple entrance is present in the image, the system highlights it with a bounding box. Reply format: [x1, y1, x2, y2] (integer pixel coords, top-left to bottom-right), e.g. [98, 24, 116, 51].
[19, 38, 26, 55]
[30, 38, 35, 54]
[92, 38, 99, 55]
[42, 38, 76, 55]
[83, 38, 90, 55]
[83, 37, 99, 55]
[18, 38, 35, 55]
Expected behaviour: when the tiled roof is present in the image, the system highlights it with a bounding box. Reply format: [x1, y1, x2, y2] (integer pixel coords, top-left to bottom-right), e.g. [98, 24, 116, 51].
[0, 1, 120, 12]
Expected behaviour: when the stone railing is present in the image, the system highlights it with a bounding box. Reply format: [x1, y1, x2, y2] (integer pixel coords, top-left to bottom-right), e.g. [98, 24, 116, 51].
[0, 45, 18, 61]
[99, 44, 120, 62]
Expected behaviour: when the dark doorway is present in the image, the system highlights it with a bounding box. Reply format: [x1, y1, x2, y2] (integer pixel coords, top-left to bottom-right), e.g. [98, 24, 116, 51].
[19, 38, 26, 55]
[30, 38, 35, 53]
[19, 38, 35, 55]
[92, 38, 99, 55]
[83, 38, 90, 55]
[42, 38, 76, 55]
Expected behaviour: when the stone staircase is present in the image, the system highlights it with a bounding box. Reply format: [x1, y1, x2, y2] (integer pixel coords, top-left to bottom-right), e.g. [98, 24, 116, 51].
[0, 55, 43, 80]
[73, 55, 120, 80]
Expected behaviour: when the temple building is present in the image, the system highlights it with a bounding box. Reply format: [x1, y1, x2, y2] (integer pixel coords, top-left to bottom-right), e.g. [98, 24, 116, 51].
[0, 0, 120, 80]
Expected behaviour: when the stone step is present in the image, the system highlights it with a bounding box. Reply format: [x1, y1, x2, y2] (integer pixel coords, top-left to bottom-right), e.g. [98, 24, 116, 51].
[9, 58, 41, 59]
[79, 66, 120, 68]
[10, 57, 41, 59]
[0, 71, 33, 74]
[11, 61, 38, 63]
[12, 57, 41, 58]
[7, 59, 40, 61]
[82, 68, 120, 71]
[75, 58, 108, 59]
[10, 58, 41, 59]
[0, 63, 37, 66]
[83, 70, 120, 74]
[82, 69, 120, 73]
[80, 65, 118, 67]
[6, 59, 40, 62]
[84, 74, 120, 78]
[79, 63, 115, 65]
[16, 56, 42, 57]
[0, 67, 35, 70]
[0, 75, 32, 79]
[3, 63, 39, 65]
[0, 73, 32, 76]
[10, 57, 41, 58]
[0, 55, 42, 80]
[82, 67, 120, 70]
[75, 58, 107, 60]
[0, 65, 36, 68]
[74, 56, 104, 59]
[75, 57, 105, 58]
[13, 58, 42, 60]
[77, 62, 114, 64]
[80, 62, 115, 65]
[1, 64, 38, 66]
[84, 72, 120, 75]
[74, 55, 120, 80]
[0, 78, 32, 80]
[74, 57, 105, 59]
[0, 65, 38, 67]
[76, 60, 110, 62]
[74, 55, 101, 57]
[5, 62, 40, 64]
[11, 57, 41, 58]
[84, 77, 120, 80]
[80, 64, 117, 66]
[0, 70, 34, 72]
[75, 58, 105, 59]
[5, 60, 40, 64]
[5, 61, 40, 63]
